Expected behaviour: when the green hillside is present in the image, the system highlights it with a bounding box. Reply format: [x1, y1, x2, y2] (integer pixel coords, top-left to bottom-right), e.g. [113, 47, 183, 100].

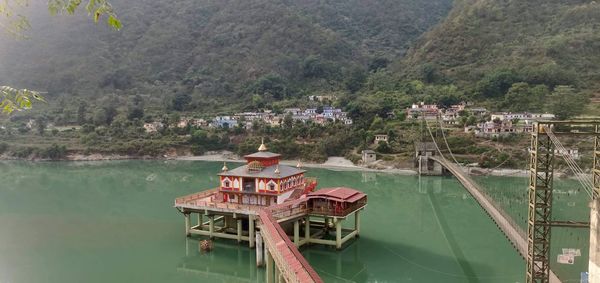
[401, 0, 600, 96]
[0, 0, 452, 112]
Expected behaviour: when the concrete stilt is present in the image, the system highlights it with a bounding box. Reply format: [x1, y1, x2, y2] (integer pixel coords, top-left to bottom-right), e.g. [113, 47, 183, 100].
[355, 209, 361, 236]
[223, 215, 229, 229]
[335, 218, 342, 249]
[294, 220, 300, 246]
[209, 215, 215, 239]
[256, 233, 264, 267]
[184, 213, 191, 237]
[590, 199, 600, 282]
[266, 249, 273, 283]
[249, 215, 255, 248]
[185, 237, 189, 256]
[237, 218, 242, 243]
[197, 213, 203, 229]
[274, 265, 280, 283]
[305, 216, 310, 243]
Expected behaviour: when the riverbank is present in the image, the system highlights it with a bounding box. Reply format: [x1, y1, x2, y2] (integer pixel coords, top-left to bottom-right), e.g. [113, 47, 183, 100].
[0, 150, 546, 178]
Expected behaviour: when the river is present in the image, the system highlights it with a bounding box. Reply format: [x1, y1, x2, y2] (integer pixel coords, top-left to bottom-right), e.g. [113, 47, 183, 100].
[0, 161, 587, 282]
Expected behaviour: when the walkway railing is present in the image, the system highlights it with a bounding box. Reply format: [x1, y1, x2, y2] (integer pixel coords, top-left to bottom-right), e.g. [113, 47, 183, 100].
[175, 188, 219, 205]
[258, 210, 323, 283]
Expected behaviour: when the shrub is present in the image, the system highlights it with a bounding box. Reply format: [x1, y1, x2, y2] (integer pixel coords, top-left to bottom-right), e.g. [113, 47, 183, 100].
[191, 144, 206, 155]
[12, 147, 36, 158]
[38, 144, 68, 160]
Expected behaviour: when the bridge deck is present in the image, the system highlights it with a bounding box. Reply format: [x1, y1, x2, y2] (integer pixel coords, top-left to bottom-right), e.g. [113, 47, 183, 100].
[258, 209, 323, 283]
[429, 156, 562, 283]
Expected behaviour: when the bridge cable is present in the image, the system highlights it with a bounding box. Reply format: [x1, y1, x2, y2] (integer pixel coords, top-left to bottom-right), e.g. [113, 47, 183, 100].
[437, 115, 461, 166]
[544, 125, 593, 195]
[544, 125, 594, 199]
[425, 121, 446, 160]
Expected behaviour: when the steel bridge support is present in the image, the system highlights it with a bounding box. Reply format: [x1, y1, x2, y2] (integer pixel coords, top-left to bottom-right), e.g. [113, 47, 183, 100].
[591, 125, 600, 282]
[594, 125, 600, 199]
[527, 124, 555, 283]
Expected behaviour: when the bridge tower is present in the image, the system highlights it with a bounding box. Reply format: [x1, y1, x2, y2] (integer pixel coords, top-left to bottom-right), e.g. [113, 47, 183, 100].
[526, 121, 600, 283]
[590, 124, 600, 282]
[414, 142, 443, 175]
[526, 122, 555, 283]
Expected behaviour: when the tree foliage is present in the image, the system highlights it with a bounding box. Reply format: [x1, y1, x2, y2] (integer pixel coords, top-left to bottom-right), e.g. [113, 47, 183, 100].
[1, 0, 121, 35]
[403, 0, 600, 93]
[546, 85, 588, 120]
[0, 86, 45, 114]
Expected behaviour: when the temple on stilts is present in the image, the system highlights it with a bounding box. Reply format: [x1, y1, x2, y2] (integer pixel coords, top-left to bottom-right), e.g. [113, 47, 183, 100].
[174, 140, 367, 283]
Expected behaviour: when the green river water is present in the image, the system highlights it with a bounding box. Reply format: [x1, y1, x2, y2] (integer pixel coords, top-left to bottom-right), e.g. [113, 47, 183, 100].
[0, 161, 589, 282]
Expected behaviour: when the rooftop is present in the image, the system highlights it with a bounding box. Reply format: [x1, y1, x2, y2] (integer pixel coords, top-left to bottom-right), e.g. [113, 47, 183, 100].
[244, 151, 281, 159]
[308, 187, 366, 203]
[218, 164, 305, 178]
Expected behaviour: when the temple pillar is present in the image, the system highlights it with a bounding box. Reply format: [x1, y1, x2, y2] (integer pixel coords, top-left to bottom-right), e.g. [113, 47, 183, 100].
[209, 215, 215, 239]
[305, 216, 310, 242]
[256, 233, 264, 267]
[294, 220, 300, 246]
[184, 213, 190, 237]
[237, 218, 242, 243]
[266, 248, 274, 283]
[274, 265, 280, 283]
[249, 215, 255, 248]
[355, 209, 361, 236]
[336, 218, 342, 249]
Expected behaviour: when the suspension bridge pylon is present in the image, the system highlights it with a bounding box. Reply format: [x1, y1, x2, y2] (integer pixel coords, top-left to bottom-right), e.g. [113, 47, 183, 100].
[526, 120, 600, 283]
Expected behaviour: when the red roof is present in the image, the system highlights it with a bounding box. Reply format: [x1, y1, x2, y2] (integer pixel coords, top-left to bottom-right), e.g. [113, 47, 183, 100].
[308, 187, 366, 203]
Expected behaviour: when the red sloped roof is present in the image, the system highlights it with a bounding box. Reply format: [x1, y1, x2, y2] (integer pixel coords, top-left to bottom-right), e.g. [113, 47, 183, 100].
[308, 187, 366, 203]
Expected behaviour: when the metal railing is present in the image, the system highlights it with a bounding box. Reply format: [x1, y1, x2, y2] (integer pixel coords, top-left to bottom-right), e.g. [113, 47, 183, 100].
[175, 188, 219, 204]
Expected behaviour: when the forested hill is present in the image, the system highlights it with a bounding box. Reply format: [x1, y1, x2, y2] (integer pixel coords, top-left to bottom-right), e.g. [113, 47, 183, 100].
[401, 0, 600, 94]
[0, 0, 452, 110]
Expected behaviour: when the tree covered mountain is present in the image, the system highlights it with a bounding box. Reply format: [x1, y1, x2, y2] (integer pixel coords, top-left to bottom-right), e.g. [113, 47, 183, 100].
[401, 0, 600, 95]
[0, 0, 452, 111]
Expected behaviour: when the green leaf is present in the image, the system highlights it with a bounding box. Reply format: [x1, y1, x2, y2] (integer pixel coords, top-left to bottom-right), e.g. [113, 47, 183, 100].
[85, 0, 96, 14]
[108, 15, 121, 30]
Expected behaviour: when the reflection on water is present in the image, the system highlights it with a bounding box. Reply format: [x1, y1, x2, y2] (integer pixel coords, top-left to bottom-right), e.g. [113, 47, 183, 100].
[179, 238, 261, 283]
[0, 161, 526, 283]
[475, 175, 590, 281]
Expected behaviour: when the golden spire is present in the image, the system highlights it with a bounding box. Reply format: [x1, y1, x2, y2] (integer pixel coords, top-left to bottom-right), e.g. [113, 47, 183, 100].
[274, 164, 280, 175]
[258, 137, 267, 152]
[221, 162, 228, 172]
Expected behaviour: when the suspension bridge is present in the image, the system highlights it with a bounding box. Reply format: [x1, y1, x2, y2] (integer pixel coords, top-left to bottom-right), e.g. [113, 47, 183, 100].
[423, 119, 600, 283]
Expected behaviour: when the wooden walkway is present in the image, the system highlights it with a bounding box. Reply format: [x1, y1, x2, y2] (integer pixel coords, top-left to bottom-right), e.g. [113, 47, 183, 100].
[258, 208, 323, 283]
[429, 156, 562, 283]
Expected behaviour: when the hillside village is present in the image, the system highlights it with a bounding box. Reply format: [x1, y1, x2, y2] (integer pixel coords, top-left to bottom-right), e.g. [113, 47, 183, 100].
[144, 101, 556, 140]
[141, 106, 352, 133]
